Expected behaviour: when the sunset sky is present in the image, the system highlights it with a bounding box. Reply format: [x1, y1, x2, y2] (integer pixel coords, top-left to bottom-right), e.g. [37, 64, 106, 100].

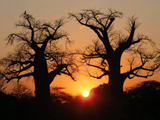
[0, 0, 160, 95]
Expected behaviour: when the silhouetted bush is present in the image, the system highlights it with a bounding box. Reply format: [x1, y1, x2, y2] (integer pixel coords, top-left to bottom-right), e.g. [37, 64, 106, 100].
[0, 92, 18, 120]
[121, 80, 160, 120]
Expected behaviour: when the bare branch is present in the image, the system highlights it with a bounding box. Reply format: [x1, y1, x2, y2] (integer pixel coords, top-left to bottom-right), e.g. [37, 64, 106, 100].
[7, 33, 30, 45]
[1, 72, 33, 82]
[88, 72, 108, 79]
[125, 48, 159, 79]
[48, 64, 68, 84]
[87, 63, 108, 73]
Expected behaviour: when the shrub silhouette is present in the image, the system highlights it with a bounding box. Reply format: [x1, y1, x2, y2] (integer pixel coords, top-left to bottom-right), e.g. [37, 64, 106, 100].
[0, 92, 18, 120]
[121, 80, 160, 120]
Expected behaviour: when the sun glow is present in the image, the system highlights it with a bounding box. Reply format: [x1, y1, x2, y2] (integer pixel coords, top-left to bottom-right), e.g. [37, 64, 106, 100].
[82, 91, 89, 97]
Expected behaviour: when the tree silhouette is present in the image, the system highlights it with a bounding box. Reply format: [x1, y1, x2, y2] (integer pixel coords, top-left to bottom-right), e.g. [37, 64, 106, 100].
[0, 74, 6, 92]
[12, 82, 33, 99]
[50, 86, 73, 103]
[0, 12, 77, 104]
[127, 80, 160, 100]
[70, 9, 160, 99]
[122, 80, 160, 120]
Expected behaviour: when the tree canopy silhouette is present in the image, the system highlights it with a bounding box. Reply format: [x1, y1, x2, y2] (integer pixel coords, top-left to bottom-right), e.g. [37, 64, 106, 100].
[122, 80, 160, 120]
[70, 9, 160, 99]
[0, 12, 77, 104]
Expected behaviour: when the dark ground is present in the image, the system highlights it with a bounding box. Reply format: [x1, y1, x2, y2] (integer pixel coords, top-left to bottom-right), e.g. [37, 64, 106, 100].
[1, 80, 160, 120]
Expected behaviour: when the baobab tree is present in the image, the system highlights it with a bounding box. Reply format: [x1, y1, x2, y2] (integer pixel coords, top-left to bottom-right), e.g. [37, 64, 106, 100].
[70, 9, 160, 99]
[0, 12, 77, 104]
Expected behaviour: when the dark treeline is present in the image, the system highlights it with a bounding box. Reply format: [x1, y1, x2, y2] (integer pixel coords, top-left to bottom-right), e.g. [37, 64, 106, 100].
[1, 80, 160, 120]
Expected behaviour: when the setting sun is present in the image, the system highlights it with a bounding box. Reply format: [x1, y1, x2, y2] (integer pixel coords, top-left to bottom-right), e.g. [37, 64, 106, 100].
[82, 91, 90, 97]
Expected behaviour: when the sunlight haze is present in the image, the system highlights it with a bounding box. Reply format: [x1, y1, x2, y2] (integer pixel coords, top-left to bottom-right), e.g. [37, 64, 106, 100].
[0, 0, 160, 95]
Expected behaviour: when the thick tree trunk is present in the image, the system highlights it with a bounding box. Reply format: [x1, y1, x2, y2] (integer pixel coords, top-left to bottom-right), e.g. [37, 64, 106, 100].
[107, 57, 125, 100]
[108, 74, 124, 99]
[33, 51, 51, 104]
[33, 50, 53, 120]
[107, 65, 126, 120]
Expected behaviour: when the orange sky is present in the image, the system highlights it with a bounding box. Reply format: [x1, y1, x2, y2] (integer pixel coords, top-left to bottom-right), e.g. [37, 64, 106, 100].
[0, 0, 160, 96]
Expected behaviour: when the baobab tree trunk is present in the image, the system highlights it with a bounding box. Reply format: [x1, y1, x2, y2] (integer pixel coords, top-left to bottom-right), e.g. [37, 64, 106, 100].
[107, 58, 125, 100]
[106, 62, 126, 120]
[108, 74, 125, 99]
[34, 51, 51, 104]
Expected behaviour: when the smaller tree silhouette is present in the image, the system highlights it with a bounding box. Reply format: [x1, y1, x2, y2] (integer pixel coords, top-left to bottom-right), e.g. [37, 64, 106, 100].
[12, 82, 33, 99]
[50, 86, 72, 103]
